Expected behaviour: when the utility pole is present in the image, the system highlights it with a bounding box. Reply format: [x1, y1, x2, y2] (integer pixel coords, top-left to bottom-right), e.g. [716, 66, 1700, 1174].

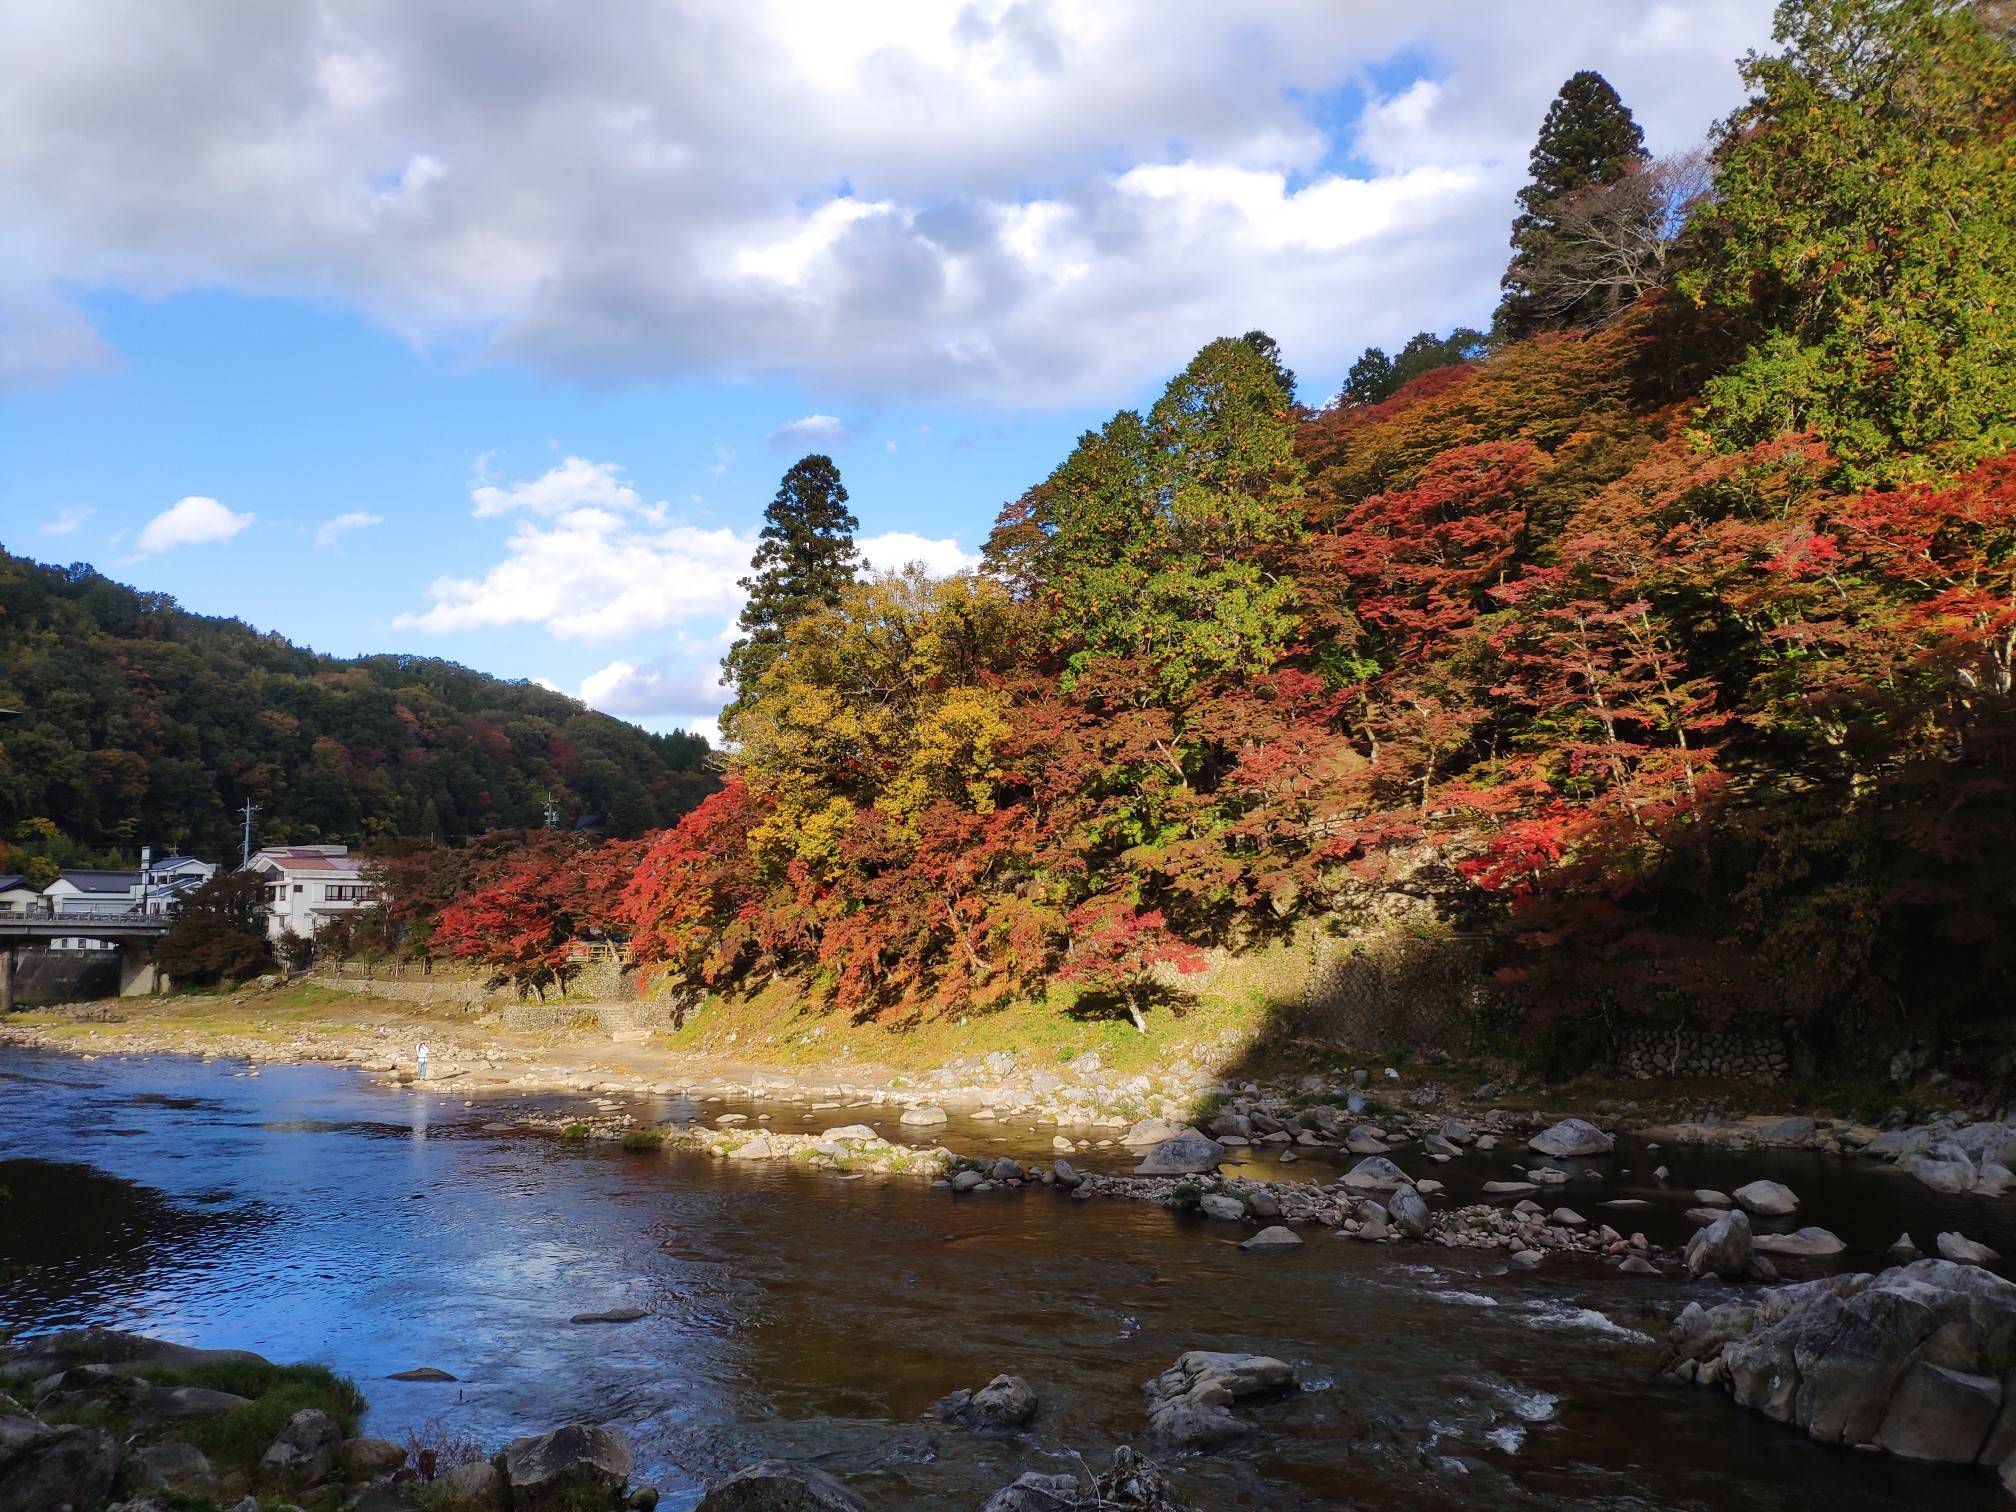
[241, 801, 259, 867]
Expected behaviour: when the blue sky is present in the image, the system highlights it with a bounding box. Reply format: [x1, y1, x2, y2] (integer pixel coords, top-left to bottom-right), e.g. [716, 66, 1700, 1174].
[0, 1, 1776, 739]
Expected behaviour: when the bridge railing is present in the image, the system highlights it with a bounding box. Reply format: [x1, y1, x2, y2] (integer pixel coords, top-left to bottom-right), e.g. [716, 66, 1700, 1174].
[0, 901, 181, 921]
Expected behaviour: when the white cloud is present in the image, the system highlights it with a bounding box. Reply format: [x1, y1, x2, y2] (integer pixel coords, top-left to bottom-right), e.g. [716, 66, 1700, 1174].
[0, 1, 1776, 403]
[136, 496, 252, 553]
[395, 458, 749, 640]
[471, 455, 640, 517]
[580, 652, 725, 718]
[314, 509, 382, 546]
[42, 506, 94, 535]
[767, 414, 849, 451]
[857, 531, 982, 577]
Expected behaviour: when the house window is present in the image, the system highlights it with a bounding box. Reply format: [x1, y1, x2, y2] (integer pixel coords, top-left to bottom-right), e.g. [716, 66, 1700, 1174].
[294, 884, 303, 894]
[323, 884, 369, 902]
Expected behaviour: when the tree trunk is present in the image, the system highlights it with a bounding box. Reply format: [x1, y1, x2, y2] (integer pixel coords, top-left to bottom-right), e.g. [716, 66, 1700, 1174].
[1127, 996, 1148, 1034]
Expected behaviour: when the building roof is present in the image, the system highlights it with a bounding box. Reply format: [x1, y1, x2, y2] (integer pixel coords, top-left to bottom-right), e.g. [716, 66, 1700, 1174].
[251, 846, 367, 878]
[51, 869, 141, 894]
[0, 875, 27, 893]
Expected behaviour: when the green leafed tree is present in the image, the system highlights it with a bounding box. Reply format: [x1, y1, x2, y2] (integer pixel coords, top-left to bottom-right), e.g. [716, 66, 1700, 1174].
[1681, 0, 2016, 480]
[1495, 70, 1648, 339]
[984, 335, 1305, 702]
[722, 454, 861, 716]
[157, 870, 275, 986]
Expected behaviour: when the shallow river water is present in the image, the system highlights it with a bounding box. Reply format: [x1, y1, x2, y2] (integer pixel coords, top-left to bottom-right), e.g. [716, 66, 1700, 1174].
[2, 1046, 2011, 1511]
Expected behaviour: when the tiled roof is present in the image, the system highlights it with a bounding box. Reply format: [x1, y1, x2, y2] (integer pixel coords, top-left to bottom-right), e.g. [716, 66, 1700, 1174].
[0, 875, 26, 892]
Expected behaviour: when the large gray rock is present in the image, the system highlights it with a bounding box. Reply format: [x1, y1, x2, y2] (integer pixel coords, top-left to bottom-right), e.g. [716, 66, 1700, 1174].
[503, 1424, 632, 1512]
[1665, 1260, 2016, 1465]
[1527, 1118, 1613, 1157]
[925, 1374, 1039, 1431]
[1122, 1118, 1187, 1147]
[980, 1472, 1085, 1512]
[1952, 1121, 2016, 1170]
[1197, 1193, 1244, 1221]
[1685, 1208, 1753, 1279]
[259, 1407, 342, 1487]
[898, 1106, 948, 1126]
[1143, 1351, 1296, 1452]
[1905, 1143, 1979, 1194]
[1133, 1132, 1224, 1176]
[137, 1442, 219, 1497]
[1938, 1231, 2001, 1265]
[443, 1458, 506, 1510]
[1874, 1362, 2000, 1462]
[1732, 1180, 1799, 1216]
[1387, 1184, 1430, 1239]
[695, 1461, 865, 1512]
[0, 1424, 119, 1512]
[8, 1328, 270, 1380]
[1343, 1128, 1389, 1154]
[1340, 1156, 1410, 1191]
[1238, 1226, 1302, 1250]
[1752, 1227, 1846, 1257]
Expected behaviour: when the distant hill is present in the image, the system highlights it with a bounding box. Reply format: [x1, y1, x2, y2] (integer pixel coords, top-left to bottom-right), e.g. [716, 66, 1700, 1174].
[0, 547, 716, 866]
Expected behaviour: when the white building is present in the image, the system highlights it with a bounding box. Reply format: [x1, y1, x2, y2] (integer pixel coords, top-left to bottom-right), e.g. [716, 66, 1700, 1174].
[34, 849, 217, 949]
[247, 845, 376, 939]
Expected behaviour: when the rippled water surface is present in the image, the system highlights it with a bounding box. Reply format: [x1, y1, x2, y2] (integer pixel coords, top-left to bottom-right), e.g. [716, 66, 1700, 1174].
[1, 1046, 2007, 1511]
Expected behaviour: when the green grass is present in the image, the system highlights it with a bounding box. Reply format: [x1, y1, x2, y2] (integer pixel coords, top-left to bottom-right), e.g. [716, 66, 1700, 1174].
[169, 1362, 363, 1470]
[620, 1130, 663, 1151]
[561, 1123, 591, 1141]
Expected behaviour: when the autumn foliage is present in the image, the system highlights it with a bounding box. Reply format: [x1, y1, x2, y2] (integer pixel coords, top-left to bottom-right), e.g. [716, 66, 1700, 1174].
[416, 3, 2016, 1047]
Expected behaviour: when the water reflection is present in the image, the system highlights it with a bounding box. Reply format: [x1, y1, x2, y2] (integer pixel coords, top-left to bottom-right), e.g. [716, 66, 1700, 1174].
[0, 1046, 2004, 1511]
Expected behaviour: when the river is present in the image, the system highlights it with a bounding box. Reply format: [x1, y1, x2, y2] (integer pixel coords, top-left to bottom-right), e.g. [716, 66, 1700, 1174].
[0, 1045, 2005, 1511]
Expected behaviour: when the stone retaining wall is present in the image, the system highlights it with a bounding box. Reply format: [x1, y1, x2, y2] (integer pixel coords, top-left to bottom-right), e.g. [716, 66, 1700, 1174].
[309, 967, 490, 1008]
[1613, 1024, 1788, 1082]
[1298, 928, 1494, 1059]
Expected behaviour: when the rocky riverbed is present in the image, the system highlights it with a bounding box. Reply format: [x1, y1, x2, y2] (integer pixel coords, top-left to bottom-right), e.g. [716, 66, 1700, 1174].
[11, 1029, 2016, 1507]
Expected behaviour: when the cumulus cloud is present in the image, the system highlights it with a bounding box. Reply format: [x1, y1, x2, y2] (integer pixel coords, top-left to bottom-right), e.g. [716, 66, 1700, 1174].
[766, 414, 849, 450]
[396, 458, 747, 640]
[857, 531, 983, 576]
[314, 509, 382, 546]
[0, 1, 1774, 403]
[136, 496, 252, 553]
[581, 651, 726, 718]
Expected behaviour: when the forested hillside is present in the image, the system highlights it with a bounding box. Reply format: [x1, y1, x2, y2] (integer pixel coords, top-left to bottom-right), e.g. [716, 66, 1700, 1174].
[597, 0, 2016, 1056]
[0, 549, 714, 875]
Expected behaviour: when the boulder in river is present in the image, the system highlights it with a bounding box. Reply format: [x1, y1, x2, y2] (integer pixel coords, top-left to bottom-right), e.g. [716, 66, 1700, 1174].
[1197, 1193, 1244, 1221]
[7, 1328, 269, 1381]
[1344, 1128, 1390, 1154]
[1133, 1132, 1224, 1176]
[1732, 1180, 1799, 1216]
[504, 1424, 632, 1512]
[1528, 1118, 1613, 1157]
[926, 1374, 1040, 1432]
[1938, 1232, 2001, 1265]
[1239, 1226, 1302, 1250]
[898, 1106, 948, 1126]
[1684, 1208, 1753, 1279]
[1906, 1144, 1980, 1194]
[1752, 1227, 1847, 1258]
[1143, 1351, 1297, 1452]
[572, 1308, 648, 1324]
[386, 1366, 458, 1382]
[695, 1460, 865, 1512]
[1341, 1156, 1410, 1191]
[1387, 1185, 1430, 1239]
[1123, 1118, 1187, 1148]
[1663, 1259, 2016, 1470]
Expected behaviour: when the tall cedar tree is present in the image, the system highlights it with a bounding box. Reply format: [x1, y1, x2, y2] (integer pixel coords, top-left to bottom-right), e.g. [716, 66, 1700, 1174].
[156, 870, 275, 986]
[1495, 71, 1648, 339]
[1681, 0, 2016, 480]
[722, 455, 861, 714]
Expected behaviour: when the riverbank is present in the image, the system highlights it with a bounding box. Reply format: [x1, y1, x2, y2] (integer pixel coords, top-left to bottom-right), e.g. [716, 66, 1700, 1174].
[3, 974, 1992, 1140]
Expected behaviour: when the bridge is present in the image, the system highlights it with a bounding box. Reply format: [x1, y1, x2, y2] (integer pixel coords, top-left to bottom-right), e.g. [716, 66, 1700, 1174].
[0, 905, 173, 1012]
